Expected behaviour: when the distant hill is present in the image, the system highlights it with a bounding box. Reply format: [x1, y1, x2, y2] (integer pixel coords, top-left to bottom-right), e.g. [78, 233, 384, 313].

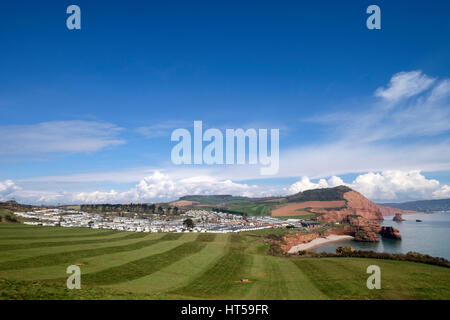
[286, 186, 352, 202]
[0, 200, 35, 211]
[380, 198, 450, 212]
[178, 186, 387, 222]
[179, 195, 252, 205]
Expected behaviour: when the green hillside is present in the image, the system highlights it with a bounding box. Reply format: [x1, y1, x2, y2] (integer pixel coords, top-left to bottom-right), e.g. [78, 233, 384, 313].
[286, 186, 352, 203]
[381, 198, 450, 212]
[0, 208, 22, 224]
[177, 186, 356, 217]
[179, 195, 252, 205]
[0, 224, 449, 300]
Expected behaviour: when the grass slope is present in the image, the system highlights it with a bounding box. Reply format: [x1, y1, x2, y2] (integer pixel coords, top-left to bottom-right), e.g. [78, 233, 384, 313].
[0, 225, 449, 300]
[228, 203, 273, 216]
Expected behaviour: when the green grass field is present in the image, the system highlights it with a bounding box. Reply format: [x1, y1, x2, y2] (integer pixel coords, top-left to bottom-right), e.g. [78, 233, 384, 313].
[228, 203, 273, 216]
[0, 224, 449, 300]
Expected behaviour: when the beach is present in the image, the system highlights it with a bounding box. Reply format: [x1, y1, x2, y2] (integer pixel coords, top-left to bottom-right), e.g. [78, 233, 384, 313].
[288, 235, 355, 254]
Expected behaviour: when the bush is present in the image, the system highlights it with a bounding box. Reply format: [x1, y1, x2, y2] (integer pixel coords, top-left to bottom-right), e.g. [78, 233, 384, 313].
[318, 250, 450, 268]
[336, 246, 355, 254]
[4, 214, 18, 223]
[268, 243, 286, 257]
[183, 218, 195, 229]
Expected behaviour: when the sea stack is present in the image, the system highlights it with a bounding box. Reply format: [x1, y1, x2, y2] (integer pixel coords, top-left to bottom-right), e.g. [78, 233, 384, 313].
[393, 213, 405, 222]
[380, 226, 402, 239]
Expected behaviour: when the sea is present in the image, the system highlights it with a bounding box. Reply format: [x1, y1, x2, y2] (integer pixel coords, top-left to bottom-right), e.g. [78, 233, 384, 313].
[314, 211, 450, 260]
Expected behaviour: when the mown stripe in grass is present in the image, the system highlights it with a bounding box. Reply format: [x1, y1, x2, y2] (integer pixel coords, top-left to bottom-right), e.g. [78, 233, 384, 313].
[0, 233, 185, 271]
[0, 229, 119, 240]
[170, 234, 253, 298]
[107, 234, 229, 294]
[46, 233, 217, 286]
[291, 258, 367, 299]
[257, 257, 289, 299]
[0, 232, 148, 252]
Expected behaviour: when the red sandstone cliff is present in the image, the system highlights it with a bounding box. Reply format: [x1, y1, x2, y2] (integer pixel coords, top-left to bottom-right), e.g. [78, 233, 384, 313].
[315, 190, 384, 222]
[276, 187, 408, 253]
[377, 205, 418, 216]
[280, 232, 323, 252]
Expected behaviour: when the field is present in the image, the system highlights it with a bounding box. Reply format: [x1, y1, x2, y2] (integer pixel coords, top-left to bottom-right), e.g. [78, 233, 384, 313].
[271, 201, 346, 217]
[0, 224, 449, 299]
[228, 203, 273, 216]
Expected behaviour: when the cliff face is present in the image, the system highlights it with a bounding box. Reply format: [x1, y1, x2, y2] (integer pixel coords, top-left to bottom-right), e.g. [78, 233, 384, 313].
[277, 187, 407, 253]
[377, 205, 417, 216]
[344, 215, 381, 242]
[344, 191, 385, 220]
[280, 233, 322, 252]
[279, 215, 403, 253]
[316, 190, 384, 223]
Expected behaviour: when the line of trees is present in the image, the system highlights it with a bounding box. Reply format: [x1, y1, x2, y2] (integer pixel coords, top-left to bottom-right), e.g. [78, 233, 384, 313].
[80, 204, 181, 215]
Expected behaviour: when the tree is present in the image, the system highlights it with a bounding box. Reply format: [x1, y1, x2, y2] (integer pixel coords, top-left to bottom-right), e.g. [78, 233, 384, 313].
[183, 218, 195, 229]
[5, 214, 18, 223]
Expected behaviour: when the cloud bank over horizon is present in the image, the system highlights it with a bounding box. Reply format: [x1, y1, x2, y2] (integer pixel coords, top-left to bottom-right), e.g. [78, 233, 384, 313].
[2, 169, 450, 205]
[288, 170, 450, 202]
[0, 171, 268, 205]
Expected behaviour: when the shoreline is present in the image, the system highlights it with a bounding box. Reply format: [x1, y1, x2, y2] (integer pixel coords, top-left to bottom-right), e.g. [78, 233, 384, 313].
[288, 235, 354, 254]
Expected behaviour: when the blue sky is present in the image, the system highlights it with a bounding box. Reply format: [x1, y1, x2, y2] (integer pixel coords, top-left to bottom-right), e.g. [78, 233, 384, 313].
[1, 0, 450, 204]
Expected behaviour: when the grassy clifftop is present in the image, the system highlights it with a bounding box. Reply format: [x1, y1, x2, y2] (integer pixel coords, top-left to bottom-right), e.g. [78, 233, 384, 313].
[0, 224, 449, 300]
[286, 186, 353, 203]
[179, 195, 252, 205]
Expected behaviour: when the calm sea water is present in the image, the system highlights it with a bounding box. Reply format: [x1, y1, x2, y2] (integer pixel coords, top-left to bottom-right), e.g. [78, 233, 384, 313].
[314, 212, 450, 260]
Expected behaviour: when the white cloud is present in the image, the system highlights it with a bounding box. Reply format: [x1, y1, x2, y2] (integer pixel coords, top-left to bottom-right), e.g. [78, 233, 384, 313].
[5, 169, 450, 204]
[10, 171, 269, 204]
[136, 120, 189, 138]
[375, 70, 435, 101]
[131, 172, 262, 200]
[276, 71, 450, 180]
[0, 121, 125, 156]
[288, 170, 450, 202]
[350, 170, 441, 201]
[288, 176, 343, 194]
[432, 185, 450, 199]
[0, 180, 20, 201]
[342, 74, 450, 143]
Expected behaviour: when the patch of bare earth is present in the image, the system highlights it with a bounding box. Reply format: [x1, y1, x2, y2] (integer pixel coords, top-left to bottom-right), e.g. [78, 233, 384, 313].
[169, 200, 198, 207]
[271, 201, 346, 217]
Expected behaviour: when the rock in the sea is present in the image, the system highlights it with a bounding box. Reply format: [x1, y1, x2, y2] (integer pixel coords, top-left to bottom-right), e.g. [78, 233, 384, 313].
[380, 226, 402, 239]
[393, 213, 405, 222]
[343, 215, 381, 242]
[354, 228, 379, 242]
